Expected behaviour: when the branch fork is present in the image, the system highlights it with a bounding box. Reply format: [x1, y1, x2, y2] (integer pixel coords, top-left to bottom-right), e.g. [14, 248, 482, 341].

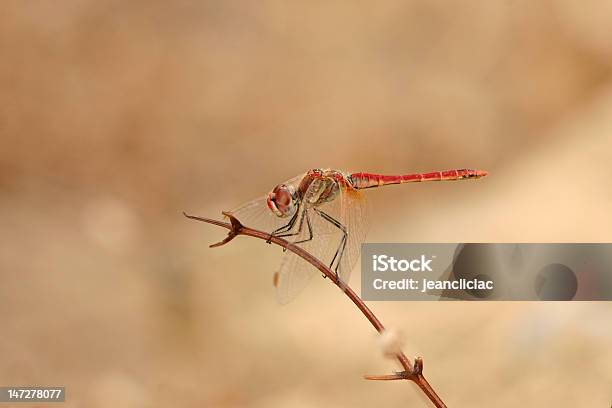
[184, 211, 447, 408]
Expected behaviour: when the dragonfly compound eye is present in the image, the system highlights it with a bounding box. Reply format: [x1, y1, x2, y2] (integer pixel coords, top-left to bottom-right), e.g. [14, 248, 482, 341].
[267, 185, 296, 218]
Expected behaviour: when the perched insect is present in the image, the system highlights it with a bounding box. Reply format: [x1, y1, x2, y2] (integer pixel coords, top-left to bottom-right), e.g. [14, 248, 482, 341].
[230, 168, 487, 304]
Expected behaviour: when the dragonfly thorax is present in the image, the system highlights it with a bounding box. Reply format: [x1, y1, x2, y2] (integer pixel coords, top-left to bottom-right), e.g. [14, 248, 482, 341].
[302, 177, 340, 206]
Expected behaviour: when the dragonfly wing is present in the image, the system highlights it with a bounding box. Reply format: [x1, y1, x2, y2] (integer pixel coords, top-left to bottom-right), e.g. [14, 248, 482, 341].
[226, 195, 284, 234]
[274, 182, 370, 303]
[337, 186, 371, 284]
[273, 179, 337, 304]
[226, 173, 306, 233]
[309, 185, 370, 284]
[274, 208, 343, 304]
[275, 252, 314, 304]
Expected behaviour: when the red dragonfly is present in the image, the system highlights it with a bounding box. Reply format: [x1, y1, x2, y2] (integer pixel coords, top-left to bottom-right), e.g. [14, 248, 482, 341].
[229, 168, 487, 304]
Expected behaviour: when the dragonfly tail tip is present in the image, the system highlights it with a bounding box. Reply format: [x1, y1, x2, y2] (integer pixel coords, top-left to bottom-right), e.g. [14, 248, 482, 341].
[475, 169, 488, 178]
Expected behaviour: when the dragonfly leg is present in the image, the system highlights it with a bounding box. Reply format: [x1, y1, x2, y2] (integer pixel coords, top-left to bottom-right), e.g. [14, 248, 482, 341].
[314, 209, 348, 281]
[268, 207, 312, 247]
[291, 211, 313, 244]
[267, 207, 300, 243]
[334, 233, 348, 275]
[275, 210, 313, 252]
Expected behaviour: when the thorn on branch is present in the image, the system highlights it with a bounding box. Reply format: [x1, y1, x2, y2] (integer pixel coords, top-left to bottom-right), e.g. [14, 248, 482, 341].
[364, 372, 408, 381]
[413, 356, 424, 375]
[221, 211, 244, 232]
[206, 211, 243, 248]
[183, 211, 244, 248]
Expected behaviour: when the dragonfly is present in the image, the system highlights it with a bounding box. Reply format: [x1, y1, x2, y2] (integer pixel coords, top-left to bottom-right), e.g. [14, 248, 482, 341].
[229, 168, 487, 304]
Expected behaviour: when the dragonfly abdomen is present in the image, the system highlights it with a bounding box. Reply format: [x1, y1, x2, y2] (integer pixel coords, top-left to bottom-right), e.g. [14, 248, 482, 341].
[349, 169, 487, 189]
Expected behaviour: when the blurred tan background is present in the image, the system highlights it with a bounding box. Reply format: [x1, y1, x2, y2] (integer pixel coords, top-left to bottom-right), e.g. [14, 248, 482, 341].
[1, 1, 611, 407]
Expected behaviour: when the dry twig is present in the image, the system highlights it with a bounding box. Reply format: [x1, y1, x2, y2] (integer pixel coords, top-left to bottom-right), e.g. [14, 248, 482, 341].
[184, 211, 448, 408]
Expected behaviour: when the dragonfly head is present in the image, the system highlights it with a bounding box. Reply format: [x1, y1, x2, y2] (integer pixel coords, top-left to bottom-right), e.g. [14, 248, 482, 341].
[267, 184, 297, 218]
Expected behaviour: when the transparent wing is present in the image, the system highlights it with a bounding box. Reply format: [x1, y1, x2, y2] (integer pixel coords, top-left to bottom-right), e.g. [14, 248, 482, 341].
[337, 186, 371, 284]
[225, 172, 316, 304]
[226, 173, 305, 233]
[274, 182, 371, 304]
[274, 231, 338, 304]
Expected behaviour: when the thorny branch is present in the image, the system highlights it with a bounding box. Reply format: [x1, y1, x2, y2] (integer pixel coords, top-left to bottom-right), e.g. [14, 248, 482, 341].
[184, 211, 448, 408]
